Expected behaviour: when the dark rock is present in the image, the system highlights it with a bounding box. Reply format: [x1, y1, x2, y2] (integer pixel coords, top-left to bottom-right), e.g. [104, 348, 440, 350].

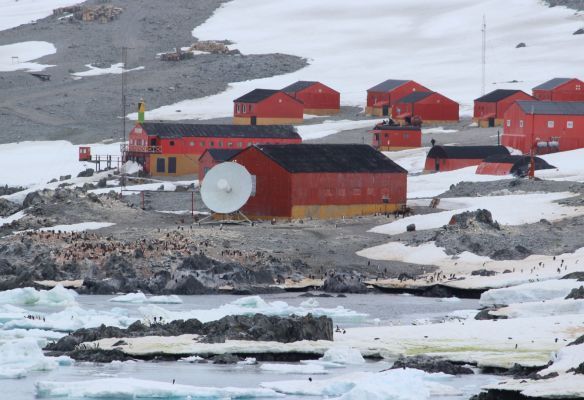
[516, 42, 526, 48]
[0, 198, 20, 217]
[336, 294, 346, 298]
[69, 349, 134, 362]
[299, 292, 333, 298]
[23, 191, 45, 208]
[475, 308, 507, 320]
[471, 269, 497, 277]
[211, 353, 241, 364]
[175, 275, 212, 295]
[562, 272, 584, 281]
[569, 334, 584, 346]
[77, 168, 94, 178]
[565, 286, 584, 299]
[59, 174, 72, 181]
[447, 209, 499, 230]
[323, 272, 368, 293]
[391, 355, 474, 375]
[97, 178, 107, 188]
[568, 362, 584, 374]
[87, 192, 101, 203]
[406, 224, 416, 232]
[574, 28, 584, 35]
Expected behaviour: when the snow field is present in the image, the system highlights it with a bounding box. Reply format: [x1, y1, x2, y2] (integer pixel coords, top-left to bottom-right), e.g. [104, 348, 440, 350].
[0, 0, 81, 31]
[0, 41, 55, 72]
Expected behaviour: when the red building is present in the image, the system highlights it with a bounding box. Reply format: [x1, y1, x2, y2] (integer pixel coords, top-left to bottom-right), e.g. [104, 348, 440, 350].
[198, 149, 242, 182]
[532, 78, 584, 101]
[366, 79, 430, 117]
[476, 154, 554, 177]
[502, 101, 584, 154]
[393, 92, 459, 124]
[424, 145, 510, 172]
[371, 125, 421, 151]
[282, 81, 340, 115]
[125, 122, 301, 177]
[231, 144, 407, 219]
[233, 89, 304, 125]
[473, 89, 535, 127]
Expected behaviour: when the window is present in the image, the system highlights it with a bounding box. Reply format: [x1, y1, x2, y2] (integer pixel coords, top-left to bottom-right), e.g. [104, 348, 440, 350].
[236, 104, 240, 113]
[506, 120, 511, 127]
[168, 157, 177, 174]
[237, 142, 243, 148]
[249, 105, 253, 112]
[519, 120, 524, 128]
[156, 158, 165, 173]
[169, 141, 175, 146]
[209, 141, 214, 147]
[189, 141, 195, 147]
[200, 141, 205, 147]
[135, 127, 143, 133]
[576, 85, 581, 91]
[337, 188, 346, 197]
[352, 188, 362, 196]
[547, 120, 555, 128]
[367, 188, 374, 196]
[242, 105, 246, 113]
[567, 121, 574, 129]
[218, 141, 223, 147]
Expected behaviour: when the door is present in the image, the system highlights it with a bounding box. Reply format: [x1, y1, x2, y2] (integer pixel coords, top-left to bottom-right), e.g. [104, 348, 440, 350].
[488, 117, 495, 127]
[435, 158, 440, 171]
[150, 138, 157, 146]
[156, 158, 165, 173]
[382, 105, 389, 116]
[168, 157, 177, 174]
[251, 116, 257, 125]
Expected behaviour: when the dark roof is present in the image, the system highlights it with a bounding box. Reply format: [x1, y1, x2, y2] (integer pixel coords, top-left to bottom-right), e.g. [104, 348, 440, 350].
[367, 79, 410, 93]
[427, 145, 510, 160]
[281, 81, 318, 93]
[533, 78, 572, 90]
[140, 122, 301, 139]
[516, 101, 584, 115]
[474, 89, 528, 103]
[396, 92, 434, 104]
[482, 155, 555, 176]
[247, 144, 407, 173]
[201, 149, 242, 161]
[233, 89, 281, 103]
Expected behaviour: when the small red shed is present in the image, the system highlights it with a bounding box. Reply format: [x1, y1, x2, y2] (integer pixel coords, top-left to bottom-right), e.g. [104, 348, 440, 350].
[231, 144, 407, 219]
[424, 145, 510, 172]
[473, 89, 536, 127]
[532, 78, 584, 101]
[366, 79, 430, 117]
[502, 101, 584, 154]
[282, 81, 340, 115]
[476, 154, 555, 177]
[198, 148, 242, 182]
[79, 146, 91, 161]
[233, 89, 304, 125]
[371, 124, 421, 151]
[393, 92, 459, 124]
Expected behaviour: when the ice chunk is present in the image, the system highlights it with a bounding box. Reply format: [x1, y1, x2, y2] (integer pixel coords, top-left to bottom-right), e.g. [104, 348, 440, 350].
[110, 293, 182, 304]
[480, 279, 580, 307]
[35, 378, 281, 398]
[319, 346, 365, 365]
[0, 285, 78, 307]
[0, 338, 58, 379]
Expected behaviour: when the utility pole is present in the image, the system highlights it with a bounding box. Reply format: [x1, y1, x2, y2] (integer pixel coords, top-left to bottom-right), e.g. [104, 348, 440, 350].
[121, 46, 128, 146]
[481, 15, 487, 96]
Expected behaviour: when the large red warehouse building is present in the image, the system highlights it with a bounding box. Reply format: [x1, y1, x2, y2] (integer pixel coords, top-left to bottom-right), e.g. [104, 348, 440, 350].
[424, 145, 510, 172]
[125, 122, 301, 176]
[532, 78, 584, 101]
[282, 81, 340, 115]
[366, 79, 430, 117]
[502, 101, 584, 154]
[231, 144, 407, 219]
[473, 89, 535, 127]
[233, 89, 304, 125]
[392, 92, 459, 124]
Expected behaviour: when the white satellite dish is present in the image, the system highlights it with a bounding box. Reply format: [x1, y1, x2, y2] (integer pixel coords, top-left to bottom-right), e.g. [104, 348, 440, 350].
[201, 162, 253, 214]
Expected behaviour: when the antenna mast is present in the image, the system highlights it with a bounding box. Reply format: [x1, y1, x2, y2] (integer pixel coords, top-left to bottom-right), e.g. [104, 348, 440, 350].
[121, 46, 128, 145]
[481, 15, 487, 95]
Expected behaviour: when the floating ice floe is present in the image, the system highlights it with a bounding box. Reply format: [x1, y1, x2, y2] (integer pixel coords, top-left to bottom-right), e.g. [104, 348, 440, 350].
[0, 286, 77, 307]
[479, 279, 581, 307]
[109, 292, 183, 304]
[0, 338, 58, 379]
[35, 377, 281, 398]
[318, 346, 365, 365]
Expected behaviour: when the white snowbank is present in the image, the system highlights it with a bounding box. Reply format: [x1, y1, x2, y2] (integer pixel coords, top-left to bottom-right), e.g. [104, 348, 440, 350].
[540, 148, 584, 183]
[383, 148, 429, 174]
[139, 295, 367, 324]
[141, 0, 583, 120]
[541, 343, 584, 375]
[0, 0, 80, 31]
[260, 363, 329, 375]
[480, 279, 581, 307]
[0, 210, 26, 227]
[72, 63, 144, 77]
[35, 378, 280, 398]
[371, 192, 582, 235]
[0, 41, 55, 72]
[422, 127, 458, 134]
[0, 338, 58, 379]
[120, 161, 143, 175]
[491, 298, 584, 319]
[296, 119, 378, 141]
[38, 222, 115, 233]
[109, 293, 183, 304]
[0, 286, 77, 307]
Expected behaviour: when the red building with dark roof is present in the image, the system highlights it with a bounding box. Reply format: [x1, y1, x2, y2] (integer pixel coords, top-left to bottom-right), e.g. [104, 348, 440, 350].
[502, 101, 584, 153]
[198, 149, 242, 182]
[371, 125, 421, 151]
[231, 144, 407, 219]
[233, 89, 304, 125]
[424, 145, 510, 172]
[476, 154, 555, 176]
[282, 81, 340, 115]
[366, 79, 430, 117]
[532, 78, 584, 101]
[392, 92, 459, 124]
[473, 89, 535, 127]
[125, 122, 301, 176]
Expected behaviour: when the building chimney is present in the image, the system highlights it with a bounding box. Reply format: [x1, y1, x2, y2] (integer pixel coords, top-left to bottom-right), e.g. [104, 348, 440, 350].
[138, 98, 145, 123]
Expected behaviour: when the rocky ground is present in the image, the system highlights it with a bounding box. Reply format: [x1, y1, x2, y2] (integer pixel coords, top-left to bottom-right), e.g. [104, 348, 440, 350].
[0, 0, 306, 144]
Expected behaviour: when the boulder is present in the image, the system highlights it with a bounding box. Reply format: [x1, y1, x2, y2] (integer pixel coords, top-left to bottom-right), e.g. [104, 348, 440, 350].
[406, 224, 416, 232]
[390, 355, 473, 375]
[77, 168, 94, 178]
[323, 272, 368, 293]
[565, 286, 584, 300]
[448, 209, 499, 230]
[516, 42, 526, 48]
[574, 28, 584, 35]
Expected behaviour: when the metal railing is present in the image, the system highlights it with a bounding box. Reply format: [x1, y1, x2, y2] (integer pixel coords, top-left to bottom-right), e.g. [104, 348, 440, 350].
[120, 144, 162, 154]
